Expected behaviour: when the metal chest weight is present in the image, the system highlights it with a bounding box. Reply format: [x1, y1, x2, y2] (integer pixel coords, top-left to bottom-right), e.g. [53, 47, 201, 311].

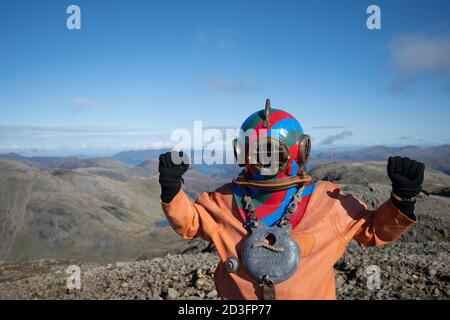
[240, 221, 300, 284]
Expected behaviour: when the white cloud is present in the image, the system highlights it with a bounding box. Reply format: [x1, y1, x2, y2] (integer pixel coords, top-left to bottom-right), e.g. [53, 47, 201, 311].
[70, 97, 95, 110]
[387, 31, 450, 91]
[311, 126, 347, 130]
[0, 125, 171, 154]
[389, 33, 450, 74]
[204, 77, 250, 94]
[195, 31, 206, 44]
[0, 125, 161, 136]
[319, 130, 353, 146]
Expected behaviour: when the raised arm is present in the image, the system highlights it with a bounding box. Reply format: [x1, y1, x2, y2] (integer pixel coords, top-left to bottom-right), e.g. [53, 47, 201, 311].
[158, 151, 220, 240]
[334, 157, 425, 246]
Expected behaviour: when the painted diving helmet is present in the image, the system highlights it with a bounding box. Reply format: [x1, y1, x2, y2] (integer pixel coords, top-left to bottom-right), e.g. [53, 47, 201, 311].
[233, 99, 312, 190]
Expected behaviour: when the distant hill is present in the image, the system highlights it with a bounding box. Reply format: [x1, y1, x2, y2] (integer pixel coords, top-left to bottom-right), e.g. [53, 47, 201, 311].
[0, 153, 59, 168]
[314, 145, 450, 160]
[0, 159, 186, 262]
[113, 149, 171, 165]
[0, 157, 226, 263]
[311, 145, 450, 174]
[0, 153, 228, 198]
[0, 153, 136, 170]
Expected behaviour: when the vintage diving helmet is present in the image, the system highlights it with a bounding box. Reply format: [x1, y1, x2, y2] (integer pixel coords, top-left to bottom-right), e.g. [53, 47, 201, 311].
[232, 98, 312, 190]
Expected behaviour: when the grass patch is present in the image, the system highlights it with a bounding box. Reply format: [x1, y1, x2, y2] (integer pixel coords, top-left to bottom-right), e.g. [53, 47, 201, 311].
[102, 206, 128, 222]
[51, 169, 71, 177]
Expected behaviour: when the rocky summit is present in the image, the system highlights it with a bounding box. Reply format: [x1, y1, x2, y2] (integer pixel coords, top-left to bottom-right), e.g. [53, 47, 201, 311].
[0, 241, 448, 300]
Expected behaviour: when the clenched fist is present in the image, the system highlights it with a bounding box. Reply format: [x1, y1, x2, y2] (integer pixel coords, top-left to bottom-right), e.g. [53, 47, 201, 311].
[159, 151, 189, 203]
[387, 156, 425, 200]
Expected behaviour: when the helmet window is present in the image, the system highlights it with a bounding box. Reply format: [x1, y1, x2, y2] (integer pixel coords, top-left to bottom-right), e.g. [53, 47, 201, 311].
[248, 138, 290, 176]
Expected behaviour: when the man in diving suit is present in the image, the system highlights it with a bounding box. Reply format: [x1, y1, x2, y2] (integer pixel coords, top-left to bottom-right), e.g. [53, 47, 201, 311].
[158, 99, 425, 300]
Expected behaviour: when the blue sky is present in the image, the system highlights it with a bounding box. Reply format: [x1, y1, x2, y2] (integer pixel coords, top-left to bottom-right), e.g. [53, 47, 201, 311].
[0, 0, 450, 155]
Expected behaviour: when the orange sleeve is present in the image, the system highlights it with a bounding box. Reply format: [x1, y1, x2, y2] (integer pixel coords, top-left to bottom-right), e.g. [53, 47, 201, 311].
[332, 189, 416, 247]
[160, 187, 222, 241]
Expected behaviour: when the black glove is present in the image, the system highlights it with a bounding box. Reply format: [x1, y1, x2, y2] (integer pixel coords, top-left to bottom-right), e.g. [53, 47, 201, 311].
[159, 151, 189, 203]
[387, 156, 425, 218]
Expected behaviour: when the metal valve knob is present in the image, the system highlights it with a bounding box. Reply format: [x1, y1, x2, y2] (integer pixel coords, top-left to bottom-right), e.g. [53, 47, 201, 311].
[224, 256, 239, 273]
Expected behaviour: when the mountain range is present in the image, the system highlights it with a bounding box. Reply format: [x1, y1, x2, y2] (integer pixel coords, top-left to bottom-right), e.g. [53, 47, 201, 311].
[0, 144, 449, 263]
[311, 145, 450, 174]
